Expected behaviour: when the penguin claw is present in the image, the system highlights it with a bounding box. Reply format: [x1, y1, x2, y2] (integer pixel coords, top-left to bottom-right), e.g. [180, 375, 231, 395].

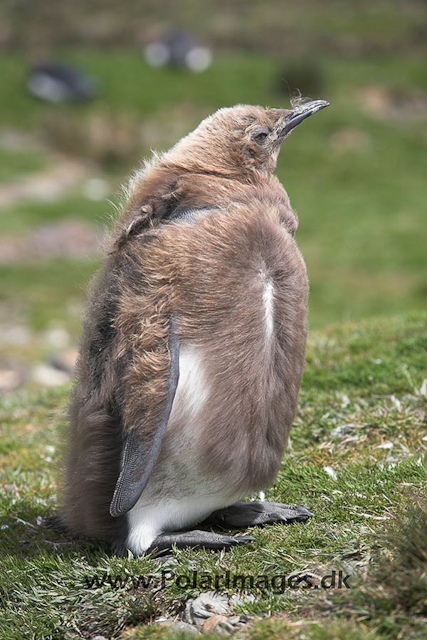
[146, 529, 255, 554]
[233, 535, 255, 545]
[203, 501, 314, 528]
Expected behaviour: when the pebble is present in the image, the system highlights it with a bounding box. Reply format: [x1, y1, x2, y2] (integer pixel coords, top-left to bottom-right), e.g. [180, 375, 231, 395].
[185, 590, 231, 625]
[182, 591, 256, 634]
[152, 554, 179, 566]
[32, 364, 70, 387]
[156, 620, 200, 635]
[323, 466, 338, 481]
[203, 614, 235, 634]
[331, 425, 350, 438]
[82, 177, 110, 201]
[49, 348, 78, 373]
[0, 325, 32, 347]
[45, 328, 70, 349]
[0, 367, 23, 392]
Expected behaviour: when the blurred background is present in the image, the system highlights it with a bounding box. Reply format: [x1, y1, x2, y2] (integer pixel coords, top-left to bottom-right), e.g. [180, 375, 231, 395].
[0, 0, 426, 393]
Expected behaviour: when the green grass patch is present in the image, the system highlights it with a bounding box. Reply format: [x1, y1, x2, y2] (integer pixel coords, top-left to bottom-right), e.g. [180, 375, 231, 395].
[0, 258, 98, 333]
[0, 194, 115, 236]
[1, 313, 426, 639]
[0, 147, 47, 183]
[0, 51, 426, 330]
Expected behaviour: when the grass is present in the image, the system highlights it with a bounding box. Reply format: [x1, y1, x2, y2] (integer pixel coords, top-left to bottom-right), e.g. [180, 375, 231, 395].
[0, 35, 426, 639]
[1, 312, 426, 639]
[0, 195, 111, 235]
[0, 50, 426, 335]
[0, 259, 97, 334]
[2, 0, 427, 56]
[0, 147, 47, 183]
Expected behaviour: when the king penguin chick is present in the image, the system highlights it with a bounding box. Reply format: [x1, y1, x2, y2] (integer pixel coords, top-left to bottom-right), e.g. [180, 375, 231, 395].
[64, 100, 329, 556]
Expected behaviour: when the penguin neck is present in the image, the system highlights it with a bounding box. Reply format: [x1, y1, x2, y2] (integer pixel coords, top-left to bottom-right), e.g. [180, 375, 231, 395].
[161, 142, 269, 186]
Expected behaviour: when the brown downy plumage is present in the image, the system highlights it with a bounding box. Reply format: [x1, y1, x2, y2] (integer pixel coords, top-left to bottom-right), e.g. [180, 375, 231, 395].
[64, 100, 329, 555]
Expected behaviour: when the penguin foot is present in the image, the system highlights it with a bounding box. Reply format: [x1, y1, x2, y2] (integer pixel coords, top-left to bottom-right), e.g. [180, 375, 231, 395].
[203, 501, 314, 528]
[146, 530, 254, 554]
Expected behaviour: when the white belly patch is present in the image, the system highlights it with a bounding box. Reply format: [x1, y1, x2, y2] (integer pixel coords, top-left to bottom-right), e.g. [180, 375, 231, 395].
[126, 491, 239, 555]
[170, 343, 209, 425]
[126, 343, 240, 555]
[261, 272, 274, 339]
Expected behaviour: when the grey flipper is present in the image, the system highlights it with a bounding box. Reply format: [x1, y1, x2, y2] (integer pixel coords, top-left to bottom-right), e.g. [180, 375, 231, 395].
[203, 501, 314, 528]
[109, 317, 180, 518]
[147, 530, 255, 554]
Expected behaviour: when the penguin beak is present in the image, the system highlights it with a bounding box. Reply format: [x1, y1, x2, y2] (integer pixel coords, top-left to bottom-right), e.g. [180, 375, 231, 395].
[278, 100, 329, 141]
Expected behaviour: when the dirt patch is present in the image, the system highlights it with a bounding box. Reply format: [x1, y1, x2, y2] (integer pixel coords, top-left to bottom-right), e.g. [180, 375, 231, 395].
[361, 86, 427, 121]
[0, 219, 103, 263]
[0, 157, 88, 208]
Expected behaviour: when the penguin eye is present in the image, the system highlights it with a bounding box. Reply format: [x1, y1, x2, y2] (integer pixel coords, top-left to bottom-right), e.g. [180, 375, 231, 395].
[253, 128, 270, 144]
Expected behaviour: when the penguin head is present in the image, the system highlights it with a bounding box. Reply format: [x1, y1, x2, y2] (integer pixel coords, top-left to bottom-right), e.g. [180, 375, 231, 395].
[165, 101, 329, 176]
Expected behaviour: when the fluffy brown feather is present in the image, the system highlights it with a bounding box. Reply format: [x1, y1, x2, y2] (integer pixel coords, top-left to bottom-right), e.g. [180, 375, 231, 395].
[64, 103, 313, 547]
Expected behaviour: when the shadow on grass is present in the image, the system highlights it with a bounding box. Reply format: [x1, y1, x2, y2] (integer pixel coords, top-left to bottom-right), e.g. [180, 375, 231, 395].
[0, 503, 112, 560]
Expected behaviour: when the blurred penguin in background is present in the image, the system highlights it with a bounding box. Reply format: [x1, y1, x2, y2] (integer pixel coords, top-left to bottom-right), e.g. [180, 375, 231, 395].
[144, 31, 212, 72]
[26, 62, 97, 103]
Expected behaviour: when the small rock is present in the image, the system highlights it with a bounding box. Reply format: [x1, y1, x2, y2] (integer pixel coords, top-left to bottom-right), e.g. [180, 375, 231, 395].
[152, 554, 178, 566]
[0, 367, 23, 392]
[230, 593, 255, 606]
[390, 395, 402, 411]
[237, 614, 251, 623]
[340, 394, 350, 408]
[185, 591, 254, 626]
[203, 614, 234, 634]
[184, 599, 195, 624]
[323, 466, 338, 481]
[376, 441, 394, 450]
[0, 325, 32, 347]
[92, 636, 109, 640]
[45, 328, 70, 349]
[83, 177, 109, 201]
[331, 425, 349, 438]
[157, 620, 200, 635]
[189, 591, 231, 624]
[49, 348, 78, 373]
[32, 364, 70, 387]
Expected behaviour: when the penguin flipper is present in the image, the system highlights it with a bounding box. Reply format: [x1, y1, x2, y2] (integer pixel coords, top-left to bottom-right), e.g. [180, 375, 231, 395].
[109, 317, 180, 518]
